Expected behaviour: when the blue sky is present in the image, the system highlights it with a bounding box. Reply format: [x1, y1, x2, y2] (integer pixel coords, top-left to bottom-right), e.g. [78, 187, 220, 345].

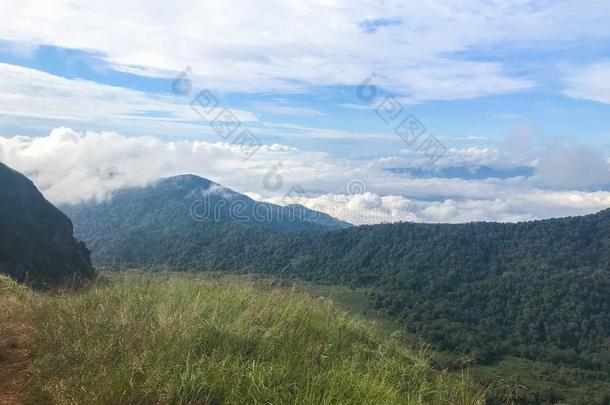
[1, 0, 610, 223]
[1, 38, 609, 155]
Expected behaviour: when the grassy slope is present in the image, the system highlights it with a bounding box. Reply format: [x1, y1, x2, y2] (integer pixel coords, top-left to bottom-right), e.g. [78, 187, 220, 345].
[0, 275, 32, 404]
[469, 357, 610, 405]
[297, 281, 610, 405]
[0, 272, 482, 405]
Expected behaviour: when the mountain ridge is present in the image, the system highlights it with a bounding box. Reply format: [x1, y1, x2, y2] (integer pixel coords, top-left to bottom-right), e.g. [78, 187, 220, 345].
[0, 162, 96, 287]
[60, 173, 351, 264]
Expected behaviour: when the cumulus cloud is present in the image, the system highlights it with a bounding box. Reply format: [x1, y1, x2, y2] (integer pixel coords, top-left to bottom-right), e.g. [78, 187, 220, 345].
[0, 127, 328, 203]
[264, 190, 610, 225]
[505, 122, 535, 156]
[279, 192, 418, 225]
[2, 127, 610, 224]
[534, 143, 610, 189]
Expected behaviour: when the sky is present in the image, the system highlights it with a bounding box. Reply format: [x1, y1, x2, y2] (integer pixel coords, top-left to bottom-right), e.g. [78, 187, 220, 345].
[1, 0, 610, 224]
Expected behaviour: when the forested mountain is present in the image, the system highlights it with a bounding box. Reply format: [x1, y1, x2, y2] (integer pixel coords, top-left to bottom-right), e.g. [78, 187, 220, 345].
[62, 174, 349, 264]
[0, 163, 96, 287]
[63, 175, 610, 402]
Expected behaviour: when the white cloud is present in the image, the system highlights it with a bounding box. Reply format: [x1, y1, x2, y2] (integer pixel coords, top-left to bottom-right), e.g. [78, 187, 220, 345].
[389, 60, 533, 102]
[199, 183, 239, 200]
[377, 146, 533, 173]
[1, 127, 610, 224]
[0, 41, 38, 58]
[7, 1, 608, 99]
[281, 192, 419, 225]
[265, 122, 397, 141]
[0, 63, 257, 136]
[562, 61, 610, 104]
[261, 190, 610, 225]
[255, 100, 327, 117]
[533, 143, 610, 188]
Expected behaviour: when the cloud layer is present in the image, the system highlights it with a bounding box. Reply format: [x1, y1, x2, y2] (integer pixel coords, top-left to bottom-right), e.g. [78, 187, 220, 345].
[2, 127, 609, 225]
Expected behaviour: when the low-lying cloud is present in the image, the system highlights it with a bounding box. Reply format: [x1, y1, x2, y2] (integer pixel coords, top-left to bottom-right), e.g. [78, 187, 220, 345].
[1, 127, 610, 224]
[534, 143, 610, 189]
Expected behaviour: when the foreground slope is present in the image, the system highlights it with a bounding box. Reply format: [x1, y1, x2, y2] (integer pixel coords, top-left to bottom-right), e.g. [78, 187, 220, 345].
[0, 163, 95, 287]
[0, 273, 481, 404]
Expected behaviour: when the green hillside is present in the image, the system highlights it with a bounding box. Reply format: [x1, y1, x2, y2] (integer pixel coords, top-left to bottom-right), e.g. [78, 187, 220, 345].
[0, 272, 481, 404]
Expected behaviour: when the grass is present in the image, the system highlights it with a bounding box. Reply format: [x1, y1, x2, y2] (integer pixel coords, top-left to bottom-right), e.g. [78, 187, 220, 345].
[0, 273, 29, 296]
[293, 281, 408, 336]
[469, 357, 610, 405]
[0, 272, 484, 404]
[0, 274, 34, 404]
[295, 278, 610, 405]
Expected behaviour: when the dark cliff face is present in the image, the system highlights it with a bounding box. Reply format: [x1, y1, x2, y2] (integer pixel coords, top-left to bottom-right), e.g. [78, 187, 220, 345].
[0, 162, 96, 287]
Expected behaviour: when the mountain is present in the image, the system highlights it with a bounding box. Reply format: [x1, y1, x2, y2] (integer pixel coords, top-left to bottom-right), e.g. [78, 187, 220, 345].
[0, 163, 96, 287]
[61, 174, 349, 264]
[276, 214, 610, 368]
[385, 165, 535, 180]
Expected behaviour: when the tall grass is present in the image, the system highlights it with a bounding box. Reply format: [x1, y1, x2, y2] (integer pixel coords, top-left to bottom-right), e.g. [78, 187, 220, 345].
[2, 273, 484, 404]
[0, 274, 34, 404]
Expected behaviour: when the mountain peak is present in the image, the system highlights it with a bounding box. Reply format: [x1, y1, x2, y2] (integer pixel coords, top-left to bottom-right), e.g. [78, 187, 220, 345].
[62, 174, 351, 263]
[158, 174, 216, 189]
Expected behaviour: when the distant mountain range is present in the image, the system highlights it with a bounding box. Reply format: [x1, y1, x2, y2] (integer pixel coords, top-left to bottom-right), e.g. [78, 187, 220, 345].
[0, 163, 95, 287]
[385, 165, 535, 180]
